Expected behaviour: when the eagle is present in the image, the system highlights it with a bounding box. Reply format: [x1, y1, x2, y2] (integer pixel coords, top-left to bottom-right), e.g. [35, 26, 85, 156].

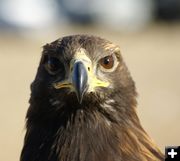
[20, 35, 164, 161]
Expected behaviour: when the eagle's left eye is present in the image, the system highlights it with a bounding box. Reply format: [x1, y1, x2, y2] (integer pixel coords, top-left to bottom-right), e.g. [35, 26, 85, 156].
[99, 55, 114, 69]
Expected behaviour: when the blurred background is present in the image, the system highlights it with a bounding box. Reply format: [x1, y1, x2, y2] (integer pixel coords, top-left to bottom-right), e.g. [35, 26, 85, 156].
[0, 0, 180, 160]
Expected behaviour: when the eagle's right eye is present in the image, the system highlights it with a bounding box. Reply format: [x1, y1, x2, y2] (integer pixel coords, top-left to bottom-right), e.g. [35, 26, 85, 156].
[44, 56, 64, 75]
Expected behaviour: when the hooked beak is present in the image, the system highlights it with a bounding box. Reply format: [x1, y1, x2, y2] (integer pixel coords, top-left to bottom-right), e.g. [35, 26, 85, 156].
[53, 60, 88, 104]
[72, 61, 88, 103]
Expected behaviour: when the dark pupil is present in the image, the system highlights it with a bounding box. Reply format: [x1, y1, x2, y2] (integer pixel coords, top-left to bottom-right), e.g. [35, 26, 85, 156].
[48, 57, 61, 72]
[104, 57, 110, 65]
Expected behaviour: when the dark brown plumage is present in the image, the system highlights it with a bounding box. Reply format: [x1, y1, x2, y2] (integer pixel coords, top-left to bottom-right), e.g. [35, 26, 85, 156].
[20, 35, 164, 161]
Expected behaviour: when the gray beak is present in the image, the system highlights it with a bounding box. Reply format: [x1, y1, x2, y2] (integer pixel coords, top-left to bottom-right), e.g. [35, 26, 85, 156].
[72, 61, 88, 103]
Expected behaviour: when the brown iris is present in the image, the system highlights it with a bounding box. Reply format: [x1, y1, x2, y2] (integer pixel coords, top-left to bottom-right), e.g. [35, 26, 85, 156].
[99, 55, 114, 69]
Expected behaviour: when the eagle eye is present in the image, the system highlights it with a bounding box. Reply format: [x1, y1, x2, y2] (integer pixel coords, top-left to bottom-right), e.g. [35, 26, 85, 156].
[44, 56, 64, 75]
[99, 55, 114, 69]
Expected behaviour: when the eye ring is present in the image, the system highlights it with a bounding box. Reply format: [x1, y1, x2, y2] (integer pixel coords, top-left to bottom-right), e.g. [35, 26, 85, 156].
[44, 56, 64, 75]
[99, 55, 114, 70]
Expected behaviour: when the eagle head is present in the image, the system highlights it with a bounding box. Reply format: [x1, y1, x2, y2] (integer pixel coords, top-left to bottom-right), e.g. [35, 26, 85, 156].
[32, 35, 136, 112]
[22, 35, 164, 161]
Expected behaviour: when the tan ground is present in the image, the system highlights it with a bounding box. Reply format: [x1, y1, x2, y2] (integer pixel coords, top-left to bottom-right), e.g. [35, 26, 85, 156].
[0, 24, 180, 161]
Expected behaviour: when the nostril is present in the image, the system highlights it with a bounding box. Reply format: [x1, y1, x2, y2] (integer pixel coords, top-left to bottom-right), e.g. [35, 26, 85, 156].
[88, 67, 90, 71]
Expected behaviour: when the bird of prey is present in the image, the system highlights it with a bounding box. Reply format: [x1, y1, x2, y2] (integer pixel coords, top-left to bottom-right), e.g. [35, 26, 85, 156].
[20, 35, 164, 161]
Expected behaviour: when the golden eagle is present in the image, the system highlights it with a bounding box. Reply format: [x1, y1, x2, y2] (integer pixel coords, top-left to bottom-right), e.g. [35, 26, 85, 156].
[20, 35, 164, 161]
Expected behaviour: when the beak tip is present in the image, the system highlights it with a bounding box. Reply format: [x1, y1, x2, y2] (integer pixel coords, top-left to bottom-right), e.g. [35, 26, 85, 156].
[78, 98, 83, 104]
[76, 88, 86, 104]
